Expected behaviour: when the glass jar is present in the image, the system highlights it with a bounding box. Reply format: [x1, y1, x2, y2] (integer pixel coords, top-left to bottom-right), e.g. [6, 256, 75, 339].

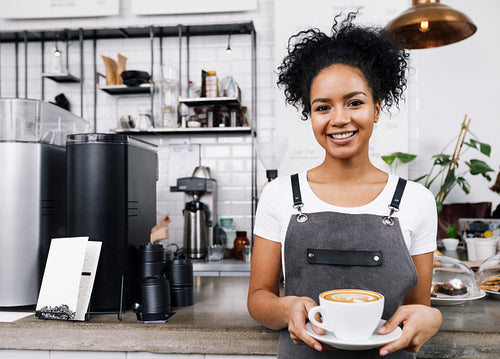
[205, 71, 218, 98]
[233, 231, 250, 260]
[160, 65, 178, 128]
[218, 218, 236, 249]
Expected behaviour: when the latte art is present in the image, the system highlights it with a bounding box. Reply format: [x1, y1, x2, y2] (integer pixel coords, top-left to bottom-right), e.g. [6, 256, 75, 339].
[322, 289, 382, 303]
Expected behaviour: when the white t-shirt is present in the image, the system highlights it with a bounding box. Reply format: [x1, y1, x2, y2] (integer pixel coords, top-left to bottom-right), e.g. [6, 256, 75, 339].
[254, 171, 437, 258]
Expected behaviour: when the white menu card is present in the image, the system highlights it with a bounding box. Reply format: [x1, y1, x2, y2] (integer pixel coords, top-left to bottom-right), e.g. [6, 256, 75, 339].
[36, 237, 101, 321]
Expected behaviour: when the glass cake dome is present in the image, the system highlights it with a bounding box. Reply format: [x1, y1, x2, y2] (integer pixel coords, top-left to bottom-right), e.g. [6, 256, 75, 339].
[432, 253, 482, 300]
[477, 254, 500, 297]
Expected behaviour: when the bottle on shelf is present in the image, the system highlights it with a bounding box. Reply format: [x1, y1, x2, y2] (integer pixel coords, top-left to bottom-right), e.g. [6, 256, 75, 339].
[233, 231, 250, 260]
[186, 80, 196, 98]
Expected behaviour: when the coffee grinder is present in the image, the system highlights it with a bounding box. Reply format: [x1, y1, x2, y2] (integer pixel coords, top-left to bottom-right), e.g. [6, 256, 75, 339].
[171, 166, 217, 259]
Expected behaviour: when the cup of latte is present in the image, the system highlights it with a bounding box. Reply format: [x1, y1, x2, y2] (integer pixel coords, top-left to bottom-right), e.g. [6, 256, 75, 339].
[308, 289, 384, 341]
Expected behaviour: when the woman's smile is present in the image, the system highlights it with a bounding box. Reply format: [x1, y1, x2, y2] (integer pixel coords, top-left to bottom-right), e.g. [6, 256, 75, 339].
[327, 130, 358, 143]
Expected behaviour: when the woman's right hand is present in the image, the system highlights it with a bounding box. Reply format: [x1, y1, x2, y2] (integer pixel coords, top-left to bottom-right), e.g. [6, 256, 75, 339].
[287, 296, 325, 351]
[248, 236, 329, 352]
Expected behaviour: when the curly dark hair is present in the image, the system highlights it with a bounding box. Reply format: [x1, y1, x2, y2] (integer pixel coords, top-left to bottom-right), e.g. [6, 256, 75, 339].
[277, 12, 409, 120]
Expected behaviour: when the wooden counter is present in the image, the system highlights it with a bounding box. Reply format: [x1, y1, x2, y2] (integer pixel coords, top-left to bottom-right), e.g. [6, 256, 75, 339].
[0, 276, 499, 358]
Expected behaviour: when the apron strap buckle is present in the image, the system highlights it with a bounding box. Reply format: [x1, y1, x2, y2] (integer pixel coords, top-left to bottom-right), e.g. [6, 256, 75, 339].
[382, 205, 398, 226]
[294, 204, 308, 223]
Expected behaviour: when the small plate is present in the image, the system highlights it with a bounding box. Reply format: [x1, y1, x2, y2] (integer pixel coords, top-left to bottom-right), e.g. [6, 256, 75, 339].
[305, 319, 401, 351]
[431, 289, 486, 305]
[485, 289, 500, 299]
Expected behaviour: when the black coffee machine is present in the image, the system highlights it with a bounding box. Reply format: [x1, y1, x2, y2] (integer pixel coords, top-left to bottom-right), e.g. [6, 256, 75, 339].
[66, 133, 157, 317]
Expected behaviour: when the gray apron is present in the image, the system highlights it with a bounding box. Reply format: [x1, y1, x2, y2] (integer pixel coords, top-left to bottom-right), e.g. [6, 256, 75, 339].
[277, 174, 419, 359]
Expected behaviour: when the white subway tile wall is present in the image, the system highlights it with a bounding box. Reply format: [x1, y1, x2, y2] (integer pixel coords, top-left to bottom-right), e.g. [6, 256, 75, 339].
[0, 0, 275, 248]
[152, 135, 254, 247]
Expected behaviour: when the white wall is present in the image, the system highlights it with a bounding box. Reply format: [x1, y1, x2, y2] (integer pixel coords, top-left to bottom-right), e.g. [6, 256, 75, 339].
[409, 0, 500, 209]
[273, 0, 500, 211]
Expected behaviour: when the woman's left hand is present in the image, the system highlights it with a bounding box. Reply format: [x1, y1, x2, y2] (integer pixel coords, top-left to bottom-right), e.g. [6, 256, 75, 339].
[377, 304, 442, 356]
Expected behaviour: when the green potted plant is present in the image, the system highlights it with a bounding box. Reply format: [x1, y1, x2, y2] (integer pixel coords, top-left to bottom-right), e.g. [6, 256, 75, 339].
[382, 116, 494, 214]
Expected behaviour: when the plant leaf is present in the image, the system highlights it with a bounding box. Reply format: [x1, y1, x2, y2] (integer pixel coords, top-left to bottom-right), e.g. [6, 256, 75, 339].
[446, 224, 458, 239]
[436, 201, 442, 214]
[381, 155, 396, 166]
[465, 138, 478, 149]
[466, 159, 494, 176]
[395, 152, 417, 163]
[456, 176, 470, 195]
[440, 169, 456, 197]
[432, 154, 451, 167]
[479, 142, 491, 156]
[413, 174, 427, 183]
[465, 139, 491, 156]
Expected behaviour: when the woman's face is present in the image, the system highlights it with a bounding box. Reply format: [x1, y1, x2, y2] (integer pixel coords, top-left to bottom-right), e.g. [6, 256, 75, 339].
[309, 64, 381, 162]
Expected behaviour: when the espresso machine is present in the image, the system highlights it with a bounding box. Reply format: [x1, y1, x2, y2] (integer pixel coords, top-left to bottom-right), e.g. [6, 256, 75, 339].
[171, 166, 217, 259]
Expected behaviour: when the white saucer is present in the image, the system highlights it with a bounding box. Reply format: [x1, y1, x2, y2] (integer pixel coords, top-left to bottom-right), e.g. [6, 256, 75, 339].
[485, 289, 500, 299]
[430, 289, 486, 306]
[305, 319, 402, 351]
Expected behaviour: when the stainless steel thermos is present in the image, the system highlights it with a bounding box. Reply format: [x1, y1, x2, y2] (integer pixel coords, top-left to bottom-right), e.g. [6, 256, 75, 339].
[182, 196, 208, 259]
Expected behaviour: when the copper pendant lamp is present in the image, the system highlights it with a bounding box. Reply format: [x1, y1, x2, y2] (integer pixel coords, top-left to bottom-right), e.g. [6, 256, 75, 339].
[385, 0, 477, 49]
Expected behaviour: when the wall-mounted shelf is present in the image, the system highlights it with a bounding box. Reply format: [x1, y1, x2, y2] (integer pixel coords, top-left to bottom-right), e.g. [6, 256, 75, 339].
[178, 96, 241, 108]
[113, 126, 252, 135]
[0, 23, 255, 43]
[99, 84, 152, 95]
[41, 72, 80, 83]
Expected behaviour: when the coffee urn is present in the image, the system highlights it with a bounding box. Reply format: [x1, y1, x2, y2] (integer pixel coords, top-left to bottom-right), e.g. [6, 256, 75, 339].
[171, 166, 217, 259]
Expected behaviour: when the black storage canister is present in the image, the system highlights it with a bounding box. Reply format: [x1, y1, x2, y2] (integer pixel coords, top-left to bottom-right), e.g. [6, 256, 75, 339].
[133, 243, 173, 322]
[137, 276, 172, 322]
[139, 243, 169, 279]
[166, 259, 194, 307]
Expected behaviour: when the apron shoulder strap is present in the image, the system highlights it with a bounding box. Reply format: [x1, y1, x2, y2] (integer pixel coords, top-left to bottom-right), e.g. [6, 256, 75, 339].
[290, 173, 303, 207]
[383, 177, 407, 226]
[390, 177, 407, 211]
[291, 173, 308, 222]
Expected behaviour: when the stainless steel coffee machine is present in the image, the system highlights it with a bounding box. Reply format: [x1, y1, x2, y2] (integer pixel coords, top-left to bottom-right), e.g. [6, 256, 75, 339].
[0, 99, 90, 307]
[171, 166, 217, 259]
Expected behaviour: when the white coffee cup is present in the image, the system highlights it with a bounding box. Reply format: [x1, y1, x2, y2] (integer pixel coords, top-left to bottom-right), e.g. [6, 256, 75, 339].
[308, 289, 384, 341]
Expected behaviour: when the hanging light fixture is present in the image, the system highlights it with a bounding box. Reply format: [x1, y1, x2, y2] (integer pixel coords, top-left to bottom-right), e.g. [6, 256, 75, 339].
[225, 32, 232, 54]
[54, 33, 61, 56]
[385, 0, 477, 49]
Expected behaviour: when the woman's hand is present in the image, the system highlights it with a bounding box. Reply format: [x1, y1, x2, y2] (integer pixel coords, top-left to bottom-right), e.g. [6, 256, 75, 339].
[287, 296, 325, 351]
[377, 304, 442, 356]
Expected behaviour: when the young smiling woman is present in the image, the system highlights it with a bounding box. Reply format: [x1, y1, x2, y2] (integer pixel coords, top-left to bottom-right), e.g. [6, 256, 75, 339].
[247, 13, 442, 359]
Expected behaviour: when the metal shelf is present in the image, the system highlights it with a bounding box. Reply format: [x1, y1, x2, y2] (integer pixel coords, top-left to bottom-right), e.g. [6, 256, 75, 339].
[98, 84, 151, 95]
[178, 96, 240, 107]
[41, 72, 80, 83]
[0, 22, 255, 43]
[113, 127, 252, 135]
